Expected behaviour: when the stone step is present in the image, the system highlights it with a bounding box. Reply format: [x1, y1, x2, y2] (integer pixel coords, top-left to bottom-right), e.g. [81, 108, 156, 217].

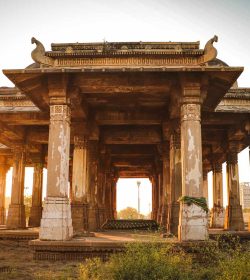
[101, 219, 158, 231]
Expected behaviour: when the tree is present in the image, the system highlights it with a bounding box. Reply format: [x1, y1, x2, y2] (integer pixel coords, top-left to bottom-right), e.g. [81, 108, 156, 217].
[117, 207, 145, 219]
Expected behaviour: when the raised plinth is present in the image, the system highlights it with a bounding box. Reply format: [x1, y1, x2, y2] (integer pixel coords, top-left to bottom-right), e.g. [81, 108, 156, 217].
[29, 239, 124, 261]
[39, 197, 73, 241]
[178, 203, 208, 241]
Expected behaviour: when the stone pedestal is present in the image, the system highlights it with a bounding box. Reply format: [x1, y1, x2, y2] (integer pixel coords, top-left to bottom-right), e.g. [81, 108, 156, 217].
[6, 145, 26, 229]
[29, 206, 43, 227]
[178, 203, 208, 241]
[168, 202, 180, 235]
[40, 197, 73, 240]
[71, 202, 88, 232]
[224, 205, 244, 231]
[178, 87, 208, 241]
[211, 207, 225, 228]
[88, 205, 99, 232]
[29, 163, 43, 227]
[39, 100, 73, 241]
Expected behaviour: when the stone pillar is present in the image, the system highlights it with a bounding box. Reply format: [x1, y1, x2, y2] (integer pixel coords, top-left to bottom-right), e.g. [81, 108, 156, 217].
[224, 146, 244, 231]
[203, 171, 209, 205]
[168, 132, 182, 235]
[112, 177, 117, 219]
[152, 176, 159, 221]
[39, 103, 73, 240]
[71, 135, 88, 232]
[29, 163, 43, 227]
[210, 163, 224, 228]
[97, 165, 106, 225]
[6, 145, 26, 229]
[178, 88, 208, 241]
[203, 171, 211, 226]
[0, 159, 9, 225]
[86, 140, 99, 231]
[157, 169, 162, 223]
[104, 170, 112, 220]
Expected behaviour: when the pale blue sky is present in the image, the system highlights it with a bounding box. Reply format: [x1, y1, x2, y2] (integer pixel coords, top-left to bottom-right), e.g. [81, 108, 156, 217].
[0, 0, 250, 86]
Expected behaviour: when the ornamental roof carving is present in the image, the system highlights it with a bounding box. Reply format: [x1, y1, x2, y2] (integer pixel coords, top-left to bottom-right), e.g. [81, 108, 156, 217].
[31, 36, 219, 67]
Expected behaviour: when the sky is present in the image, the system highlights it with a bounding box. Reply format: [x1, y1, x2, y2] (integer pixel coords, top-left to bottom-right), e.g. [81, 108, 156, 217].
[1, 0, 250, 214]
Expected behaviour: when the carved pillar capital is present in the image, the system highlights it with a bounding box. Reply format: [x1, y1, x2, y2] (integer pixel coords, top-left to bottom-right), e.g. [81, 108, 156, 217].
[50, 104, 71, 123]
[213, 163, 222, 173]
[181, 103, 201, 122]
[227, 152, 238, 165]
[74, 135, 88, 149]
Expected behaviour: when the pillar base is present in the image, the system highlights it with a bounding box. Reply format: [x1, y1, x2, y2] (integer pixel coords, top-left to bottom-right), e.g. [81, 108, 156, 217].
[6, 204, 26, 229]
[0, 207, 6, 225]
[39, 197, 73, 241]
[71, 202, 88, 233]
[178, 203, 208, 241]
[210, 207, 225, 228]
[167, 202, 179, 236]
[224, 204, 244, 231]
[88, 205, 99, 232]
[160, 205, 168, 231]
[28, 206, 43, 227]
[97, 206, 106, 227]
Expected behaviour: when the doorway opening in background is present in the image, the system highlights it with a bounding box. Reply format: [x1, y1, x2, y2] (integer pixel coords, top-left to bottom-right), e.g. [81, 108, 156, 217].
[116, 178, 152, 220]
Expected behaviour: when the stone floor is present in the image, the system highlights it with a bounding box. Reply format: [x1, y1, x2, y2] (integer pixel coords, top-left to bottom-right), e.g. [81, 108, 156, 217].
[0, 226, 249, 262]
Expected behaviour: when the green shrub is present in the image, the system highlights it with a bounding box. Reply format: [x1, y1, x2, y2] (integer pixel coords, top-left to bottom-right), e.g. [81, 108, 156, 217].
[78, 237, 250, 280]
[79, 242, 193, 280]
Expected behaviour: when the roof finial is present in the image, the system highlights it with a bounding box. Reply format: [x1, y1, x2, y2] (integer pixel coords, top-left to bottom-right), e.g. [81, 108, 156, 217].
[201, 35, 218, 64]
[31, 37, 54, 66]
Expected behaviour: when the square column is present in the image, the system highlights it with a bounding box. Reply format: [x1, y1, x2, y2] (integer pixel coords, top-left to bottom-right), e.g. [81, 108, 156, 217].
[29, 163, 44, 227]
[39, 103, 73, 240]
[178, 88, 208, 241]
[168, 132, 182, 235]
[86, 140, 99, 231]
[210, 163, 224, 228]
[71, 135, 88, 232]
[6, 145, 26, 229]
[224, 146, 244, 231]
[0, 159, 9, 225]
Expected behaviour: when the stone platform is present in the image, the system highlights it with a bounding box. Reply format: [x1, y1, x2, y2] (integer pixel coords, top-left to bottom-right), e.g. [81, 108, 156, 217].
[29, 231, 176, 261]
[1, 226, 249, 260]
[0, 226, 39, 240]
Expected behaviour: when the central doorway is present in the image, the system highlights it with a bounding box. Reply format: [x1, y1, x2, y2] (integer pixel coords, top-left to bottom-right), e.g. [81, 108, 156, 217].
[116, 178, 152, 220]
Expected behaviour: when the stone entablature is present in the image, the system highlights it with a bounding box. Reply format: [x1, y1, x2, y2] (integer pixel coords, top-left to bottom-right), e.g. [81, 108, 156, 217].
[30, 36, 218, 67]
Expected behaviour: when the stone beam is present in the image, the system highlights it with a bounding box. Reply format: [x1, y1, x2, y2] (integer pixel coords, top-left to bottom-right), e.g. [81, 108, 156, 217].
[102, 127, 161, 144]
[0, 112, 49, 125]
[95, 109, 162, 125]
